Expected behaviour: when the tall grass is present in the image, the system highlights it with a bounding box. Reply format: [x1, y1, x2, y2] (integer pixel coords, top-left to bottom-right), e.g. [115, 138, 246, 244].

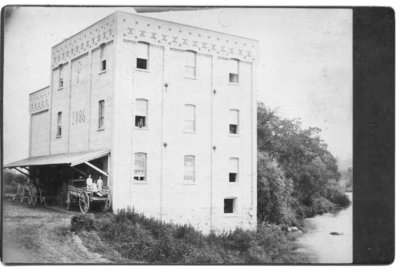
[71, 209, 309, 264]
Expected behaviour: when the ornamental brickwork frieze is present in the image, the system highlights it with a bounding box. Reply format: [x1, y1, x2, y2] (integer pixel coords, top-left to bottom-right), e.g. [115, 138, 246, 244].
[51, 12, 257, 69]
[30, 87, 50, 114]
[51, 15, 116, 68]
[119, 12, 257, 63]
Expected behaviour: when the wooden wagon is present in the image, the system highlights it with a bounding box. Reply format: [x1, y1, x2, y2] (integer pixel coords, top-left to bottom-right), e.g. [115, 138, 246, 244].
[66, 179, 111, 214]
[15, 181, 47, 207]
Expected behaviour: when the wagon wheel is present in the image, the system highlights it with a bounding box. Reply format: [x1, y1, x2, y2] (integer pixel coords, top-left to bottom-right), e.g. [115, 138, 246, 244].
[101, 196, 111, 212]
[79, 192, 90, 214]
[66, 193, 71, 211]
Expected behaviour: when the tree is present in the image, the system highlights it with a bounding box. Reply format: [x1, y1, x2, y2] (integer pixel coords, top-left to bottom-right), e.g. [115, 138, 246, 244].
[257, 102, 349, 221]
[257, 152, 296, 225]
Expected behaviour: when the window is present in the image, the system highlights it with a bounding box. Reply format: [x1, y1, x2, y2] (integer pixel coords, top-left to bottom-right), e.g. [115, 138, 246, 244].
[224, 198, 236, 214]
[228, 59, 239, 83]
[100, 44, 107, 72]
[136, 42, 149, 70]
[98, 100, 105, 129]
[58, 64, 64, 88]
[57, 112, 62, 137]
[184, 51, 196, 78]
[76, 61, 82, 83]
[229, 109, 239, 134]
[134, 153, 147, 181]
[184, 155, 195, 182]
[184, 104, 196, 132]
[229, 158, 239, 182]
[135, 99, 148, 128]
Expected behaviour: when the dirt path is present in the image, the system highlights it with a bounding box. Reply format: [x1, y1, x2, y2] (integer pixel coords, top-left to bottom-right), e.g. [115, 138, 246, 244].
[2, 200, 111, 264]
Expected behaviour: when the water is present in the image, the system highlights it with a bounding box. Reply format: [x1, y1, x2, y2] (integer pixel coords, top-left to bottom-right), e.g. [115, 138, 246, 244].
[297, 193, 353, 263]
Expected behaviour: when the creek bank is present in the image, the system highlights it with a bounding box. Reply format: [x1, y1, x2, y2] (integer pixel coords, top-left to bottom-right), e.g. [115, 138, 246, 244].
[294, 193, 353, 263]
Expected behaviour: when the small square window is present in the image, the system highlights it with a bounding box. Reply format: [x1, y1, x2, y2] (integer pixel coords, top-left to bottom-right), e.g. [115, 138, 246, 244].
[137, 58, 148, 70]
[224, 198, 235, 214]
[229, 124, 238, 134]
[229, 73, 239, 83]
[135, 116, 146, 128]
[229, 173, 237, 182]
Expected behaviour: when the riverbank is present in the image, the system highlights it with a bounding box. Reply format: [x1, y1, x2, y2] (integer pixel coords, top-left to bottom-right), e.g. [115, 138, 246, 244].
[72, 209, 311, 264]
[295, 193, 353, 263]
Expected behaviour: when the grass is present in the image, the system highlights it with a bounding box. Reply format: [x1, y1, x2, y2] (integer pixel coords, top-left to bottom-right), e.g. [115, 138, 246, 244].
[71, 209, 310, 264]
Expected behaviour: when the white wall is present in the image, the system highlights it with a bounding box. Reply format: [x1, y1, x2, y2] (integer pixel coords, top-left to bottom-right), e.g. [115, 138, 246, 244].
[111, 12, 257, 233]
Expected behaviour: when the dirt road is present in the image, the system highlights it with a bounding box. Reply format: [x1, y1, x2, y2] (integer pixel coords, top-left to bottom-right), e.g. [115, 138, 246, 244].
[2, 200, 110, 264]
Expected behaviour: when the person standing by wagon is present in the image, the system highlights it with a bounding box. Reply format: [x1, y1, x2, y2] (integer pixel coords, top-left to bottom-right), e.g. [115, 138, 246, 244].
[86, 174, 93, 190]
[96, 176, 103, 191]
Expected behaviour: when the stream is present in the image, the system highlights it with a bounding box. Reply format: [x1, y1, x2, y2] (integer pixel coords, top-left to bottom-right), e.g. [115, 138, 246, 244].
[297, 193, 353, 263]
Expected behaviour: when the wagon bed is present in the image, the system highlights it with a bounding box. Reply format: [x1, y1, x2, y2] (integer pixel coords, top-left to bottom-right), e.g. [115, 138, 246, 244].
[67, 179, 111, 214]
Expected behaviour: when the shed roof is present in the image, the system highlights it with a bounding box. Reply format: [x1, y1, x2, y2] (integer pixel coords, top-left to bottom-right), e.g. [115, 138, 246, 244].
[4, 149, 110, 168]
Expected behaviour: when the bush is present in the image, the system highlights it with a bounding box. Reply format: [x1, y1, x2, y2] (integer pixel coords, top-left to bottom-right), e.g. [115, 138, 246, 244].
[71, 214, 96, 233]
[257, 153, 298, 226]
[325, 181, 351, 207]
[73, 209, 309, 264]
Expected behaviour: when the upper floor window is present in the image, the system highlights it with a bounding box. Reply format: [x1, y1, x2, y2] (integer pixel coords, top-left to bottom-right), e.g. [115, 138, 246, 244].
[58, 64, 64, 88]
[184, 155, 195, 182]
[57, 112, 62, 137]
[136, 42, 149, 70]
[98, 100, 105, 129]
[135, 99, 148, 128]
[228, 59, 239, 83]
[184, 51, 196, 78]
[229, 158, 239, 182]
[184, 104, 196, 132]
[229, 109, 239, 134]
[134, 153, 147, 181]
[100, 43, 107, 72]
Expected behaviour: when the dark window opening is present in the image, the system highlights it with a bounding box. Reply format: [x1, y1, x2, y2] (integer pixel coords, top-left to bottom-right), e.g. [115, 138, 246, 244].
[229, 124, 238, 134]
[229, 173, 237, 182]
[137, 58, 148, 70]
[135, 116, 146, 128]
[101, 60, 107, 71]
[59, 79, 64, 88]
[229, 73, 239, 83]
[134, 176, 145, 181]
[57, 127, 62, 137]
[224, 199, 235, 214]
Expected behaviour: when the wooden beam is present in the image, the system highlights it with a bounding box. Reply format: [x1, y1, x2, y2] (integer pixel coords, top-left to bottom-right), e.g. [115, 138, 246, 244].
[14, 167, 30, 178]
[84, 161, 109, 177]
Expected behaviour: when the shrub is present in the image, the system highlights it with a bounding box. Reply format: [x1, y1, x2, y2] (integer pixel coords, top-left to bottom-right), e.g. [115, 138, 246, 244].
[302, 197, 334, 217]
[74, 209, 309, 264]
[71, 214, 96, 233]
[257, 153, 298, 226]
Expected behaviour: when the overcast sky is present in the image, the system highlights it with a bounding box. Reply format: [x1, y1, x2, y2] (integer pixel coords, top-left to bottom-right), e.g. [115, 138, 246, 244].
[3, 7, 352, 168]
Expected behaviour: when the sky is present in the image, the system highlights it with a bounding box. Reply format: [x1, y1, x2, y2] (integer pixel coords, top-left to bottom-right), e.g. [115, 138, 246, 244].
[3, 7, 352, 168]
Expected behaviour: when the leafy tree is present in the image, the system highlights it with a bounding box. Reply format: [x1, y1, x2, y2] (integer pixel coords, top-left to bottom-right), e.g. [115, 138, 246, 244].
[257, 152, 297, 225]
[257, 102, 349, 221]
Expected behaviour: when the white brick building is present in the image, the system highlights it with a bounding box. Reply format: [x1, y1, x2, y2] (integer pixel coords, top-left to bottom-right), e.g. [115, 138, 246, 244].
[6, 11, 258, 233]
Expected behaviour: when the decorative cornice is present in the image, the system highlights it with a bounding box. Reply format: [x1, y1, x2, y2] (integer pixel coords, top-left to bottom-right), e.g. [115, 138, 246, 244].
[30, 87, 50, 114]
[51, 15, 116, 68]
[51, 12, 258, 68]
[120, 13, 257, 63]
